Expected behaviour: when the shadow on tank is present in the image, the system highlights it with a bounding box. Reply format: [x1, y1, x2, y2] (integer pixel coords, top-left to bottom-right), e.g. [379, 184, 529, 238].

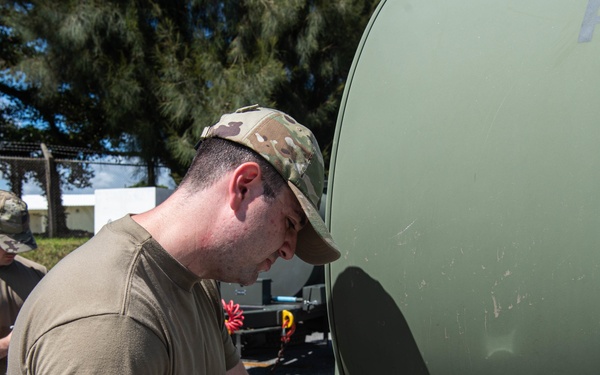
[331, 266, 429, 374]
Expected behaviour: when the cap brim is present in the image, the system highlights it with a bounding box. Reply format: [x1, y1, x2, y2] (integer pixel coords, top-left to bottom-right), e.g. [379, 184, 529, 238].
[0, 231, 37, 254]
[288, 182, 341, 265]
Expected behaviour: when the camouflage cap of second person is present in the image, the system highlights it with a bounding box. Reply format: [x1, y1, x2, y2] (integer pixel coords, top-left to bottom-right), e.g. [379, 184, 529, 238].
[198, 104, 340, 265]
[0, 190, 37, 254]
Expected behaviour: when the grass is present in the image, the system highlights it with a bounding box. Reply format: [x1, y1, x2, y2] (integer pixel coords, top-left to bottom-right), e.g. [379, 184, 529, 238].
[20, 236, 90, 270]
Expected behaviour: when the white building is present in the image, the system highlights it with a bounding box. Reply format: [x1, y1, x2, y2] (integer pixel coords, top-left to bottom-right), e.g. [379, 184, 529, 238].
[23, 194, 96, 234]
[22, 187, 173, 235]
[93, 187, 172, 234]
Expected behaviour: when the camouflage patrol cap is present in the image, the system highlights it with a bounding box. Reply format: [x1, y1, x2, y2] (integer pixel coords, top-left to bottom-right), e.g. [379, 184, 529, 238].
[199, 104, 340, 265]
[0, 190, 37, 254]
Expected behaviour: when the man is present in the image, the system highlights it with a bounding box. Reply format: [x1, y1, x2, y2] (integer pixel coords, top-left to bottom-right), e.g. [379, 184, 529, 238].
[0, 191, 47, 374]
[8, 105, 340, 374]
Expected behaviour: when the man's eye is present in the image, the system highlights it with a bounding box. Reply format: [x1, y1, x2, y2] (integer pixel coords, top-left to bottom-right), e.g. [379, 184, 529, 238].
[287, 218, 296, 230]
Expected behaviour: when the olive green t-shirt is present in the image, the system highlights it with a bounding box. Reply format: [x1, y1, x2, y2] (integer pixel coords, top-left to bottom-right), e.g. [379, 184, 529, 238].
[0, 256, 46, 373]
[8, 215, 239, 374]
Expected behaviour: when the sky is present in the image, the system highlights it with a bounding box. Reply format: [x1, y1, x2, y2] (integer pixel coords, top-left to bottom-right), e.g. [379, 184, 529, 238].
[0, 163, 177, 195]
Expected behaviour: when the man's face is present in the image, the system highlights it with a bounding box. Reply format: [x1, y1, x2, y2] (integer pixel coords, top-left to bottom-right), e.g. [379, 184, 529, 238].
[0, 247, 17, 266]
[220, 185, 307, 286]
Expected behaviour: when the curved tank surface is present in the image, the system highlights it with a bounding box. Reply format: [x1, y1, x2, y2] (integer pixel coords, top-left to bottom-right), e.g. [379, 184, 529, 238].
[325, 0, 600, 374]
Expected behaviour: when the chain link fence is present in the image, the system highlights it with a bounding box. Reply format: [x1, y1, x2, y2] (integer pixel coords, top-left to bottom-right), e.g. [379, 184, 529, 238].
[0, 142, 173, 237]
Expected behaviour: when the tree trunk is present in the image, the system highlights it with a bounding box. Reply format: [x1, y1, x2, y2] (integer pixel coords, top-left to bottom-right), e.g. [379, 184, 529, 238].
[41, 143, 69, 237]
[147, 158, 156, 186]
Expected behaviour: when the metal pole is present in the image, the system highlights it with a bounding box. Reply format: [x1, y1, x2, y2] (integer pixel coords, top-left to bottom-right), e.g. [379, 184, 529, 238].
[40, 143, 56, 237]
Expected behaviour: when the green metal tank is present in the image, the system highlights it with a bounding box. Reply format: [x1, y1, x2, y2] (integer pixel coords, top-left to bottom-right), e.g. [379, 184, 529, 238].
[325, 0, 600, 374]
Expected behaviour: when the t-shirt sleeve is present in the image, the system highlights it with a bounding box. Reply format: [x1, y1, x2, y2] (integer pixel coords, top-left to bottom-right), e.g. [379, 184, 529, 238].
[22, 315, 168, 374]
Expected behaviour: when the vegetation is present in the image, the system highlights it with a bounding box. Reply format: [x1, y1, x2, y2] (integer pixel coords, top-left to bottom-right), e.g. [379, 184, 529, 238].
[2, 0, 380, 174]
[1, 0, 381, 235]
[20, 236, 90, 269]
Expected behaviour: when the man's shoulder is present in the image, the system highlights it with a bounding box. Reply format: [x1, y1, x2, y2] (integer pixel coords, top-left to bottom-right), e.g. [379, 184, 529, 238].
[102, 214, 152, 242]
[58, 214, 151, 267]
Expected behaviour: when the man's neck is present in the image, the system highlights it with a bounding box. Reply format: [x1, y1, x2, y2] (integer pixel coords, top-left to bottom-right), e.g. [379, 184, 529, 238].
[132, 188, 219, 278]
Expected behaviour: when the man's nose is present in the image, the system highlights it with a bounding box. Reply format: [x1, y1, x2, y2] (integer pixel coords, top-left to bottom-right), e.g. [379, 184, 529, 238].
[277, 230, 298, 260]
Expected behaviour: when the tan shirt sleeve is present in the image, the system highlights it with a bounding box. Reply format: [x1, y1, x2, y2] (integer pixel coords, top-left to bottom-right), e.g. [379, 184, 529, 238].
[21, 315, 168, 375]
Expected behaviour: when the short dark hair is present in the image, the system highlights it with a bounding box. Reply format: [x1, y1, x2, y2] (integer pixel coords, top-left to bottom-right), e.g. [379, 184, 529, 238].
[180, 137, 286, 200]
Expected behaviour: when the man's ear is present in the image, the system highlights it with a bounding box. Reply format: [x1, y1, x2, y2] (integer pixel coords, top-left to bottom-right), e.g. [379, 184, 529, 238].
[228, 162, 262, 212]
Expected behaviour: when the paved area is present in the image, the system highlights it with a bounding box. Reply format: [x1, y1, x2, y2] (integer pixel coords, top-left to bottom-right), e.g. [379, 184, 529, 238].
[242, 333, 335, 375]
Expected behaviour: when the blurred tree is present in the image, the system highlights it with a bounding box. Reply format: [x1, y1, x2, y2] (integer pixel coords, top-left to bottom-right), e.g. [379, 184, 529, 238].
[1, 3, 100, 235]
[161, 0, 382, 176]
[1, 0, 381, 186]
